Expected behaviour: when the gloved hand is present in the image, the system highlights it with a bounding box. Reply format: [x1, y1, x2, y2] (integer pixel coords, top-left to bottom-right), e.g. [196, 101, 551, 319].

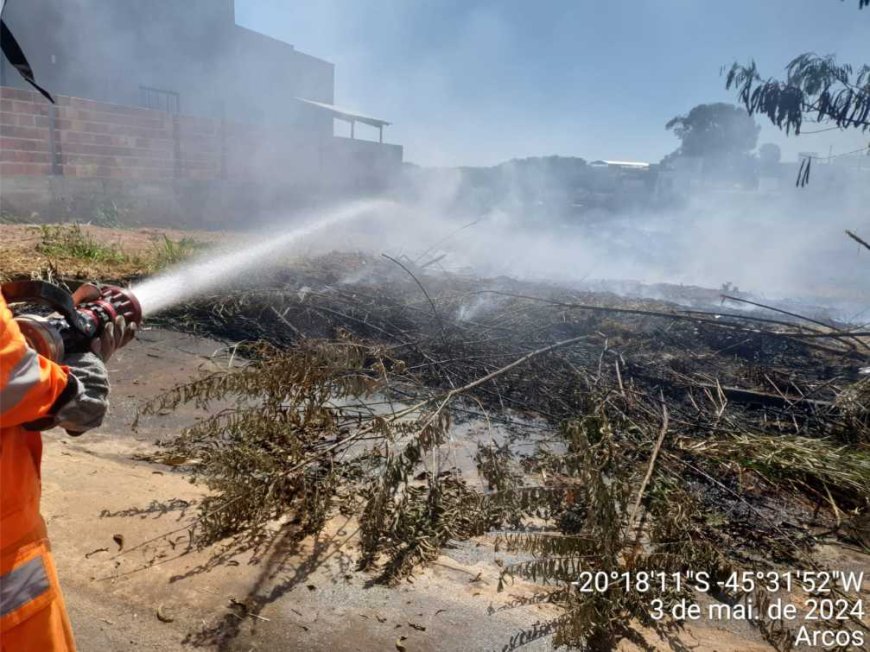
[54, 352, 110, 435]
[90, 314, 135, 361]
[72, 283, 137, 360]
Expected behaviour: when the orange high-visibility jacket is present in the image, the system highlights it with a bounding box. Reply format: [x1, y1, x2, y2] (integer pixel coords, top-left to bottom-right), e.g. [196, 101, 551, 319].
[0, 294, 77, 651]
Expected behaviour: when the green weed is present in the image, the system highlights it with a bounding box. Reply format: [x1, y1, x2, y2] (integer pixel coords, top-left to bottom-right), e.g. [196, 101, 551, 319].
[147, 235, 206, 271]
[35, 223, 128, 264]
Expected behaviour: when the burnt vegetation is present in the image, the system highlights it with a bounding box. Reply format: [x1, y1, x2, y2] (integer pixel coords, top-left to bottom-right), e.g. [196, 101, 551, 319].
[142, 252, 870, 651]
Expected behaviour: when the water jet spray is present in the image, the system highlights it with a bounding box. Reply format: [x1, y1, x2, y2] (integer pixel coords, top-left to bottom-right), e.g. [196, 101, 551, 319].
[131, 199, 389, 316]
[2, 200, 389, 360]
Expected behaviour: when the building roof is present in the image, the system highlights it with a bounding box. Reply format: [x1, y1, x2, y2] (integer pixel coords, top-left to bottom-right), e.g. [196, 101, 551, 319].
[590, 160, 651, 169]
[296, 98, 391, 128]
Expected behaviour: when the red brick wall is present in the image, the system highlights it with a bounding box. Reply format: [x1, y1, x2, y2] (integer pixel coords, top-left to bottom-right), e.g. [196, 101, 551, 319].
[0, 85, 402, 206]
[0, 87, 53, 176]
[0, 86, 224, 181]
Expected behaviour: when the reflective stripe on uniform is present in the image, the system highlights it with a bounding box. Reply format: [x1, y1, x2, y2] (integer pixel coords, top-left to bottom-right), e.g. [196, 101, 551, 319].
[0, 554, 50, 617]
[0, 347, 41, 414]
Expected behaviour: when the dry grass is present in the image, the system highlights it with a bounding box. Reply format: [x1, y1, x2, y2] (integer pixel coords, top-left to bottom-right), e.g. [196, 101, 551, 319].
[0, 223, 223, 282]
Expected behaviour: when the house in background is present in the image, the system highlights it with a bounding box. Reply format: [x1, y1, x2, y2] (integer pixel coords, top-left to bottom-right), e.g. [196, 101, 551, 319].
[587, 160, 658, 210]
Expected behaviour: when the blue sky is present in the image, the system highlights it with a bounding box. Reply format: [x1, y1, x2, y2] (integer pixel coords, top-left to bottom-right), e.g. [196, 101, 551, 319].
[235, 1, 869, 167]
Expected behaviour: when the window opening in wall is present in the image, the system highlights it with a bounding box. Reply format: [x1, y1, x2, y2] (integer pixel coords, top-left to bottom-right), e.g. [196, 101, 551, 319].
[139, 86, 180, 114]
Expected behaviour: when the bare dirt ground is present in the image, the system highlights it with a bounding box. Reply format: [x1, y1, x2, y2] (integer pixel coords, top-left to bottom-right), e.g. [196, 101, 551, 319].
[35, 328, 784, 652]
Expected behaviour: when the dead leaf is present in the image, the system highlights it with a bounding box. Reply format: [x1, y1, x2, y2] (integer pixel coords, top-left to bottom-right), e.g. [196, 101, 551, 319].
[112, 534, 124, 551]
[156, 605, 174, 623]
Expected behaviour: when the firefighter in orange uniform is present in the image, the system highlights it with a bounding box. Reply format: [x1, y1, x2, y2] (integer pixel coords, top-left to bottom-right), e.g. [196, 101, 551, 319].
[1, 287, 131, 651]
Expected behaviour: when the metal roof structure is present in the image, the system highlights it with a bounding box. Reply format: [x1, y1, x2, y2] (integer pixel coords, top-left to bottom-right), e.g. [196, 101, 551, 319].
[296, 97, 390, 128]
[590, 160, 651, 169]
[297, 97, 391, 142]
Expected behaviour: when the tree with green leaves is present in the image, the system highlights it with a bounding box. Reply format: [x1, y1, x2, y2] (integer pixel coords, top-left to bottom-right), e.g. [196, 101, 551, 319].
[663, 102, 760, 187]
[724, 1, 868, 185]
[726, 54, 869, 135]
[665, 102, 760, 158]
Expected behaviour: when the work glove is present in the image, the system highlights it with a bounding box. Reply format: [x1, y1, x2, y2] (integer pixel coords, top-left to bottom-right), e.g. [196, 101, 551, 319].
[21, 351, 109, 435]
[72, 283, 137, 361]
[54, 352, 110, 435]
[90, 314, 135, 361]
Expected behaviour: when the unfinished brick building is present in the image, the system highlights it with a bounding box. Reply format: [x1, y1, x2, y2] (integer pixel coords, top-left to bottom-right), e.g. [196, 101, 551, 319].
[0, 0, 402, 225]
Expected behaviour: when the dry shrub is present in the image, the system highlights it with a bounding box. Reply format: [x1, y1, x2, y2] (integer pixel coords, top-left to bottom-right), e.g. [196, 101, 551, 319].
[144, 256, 867, 650]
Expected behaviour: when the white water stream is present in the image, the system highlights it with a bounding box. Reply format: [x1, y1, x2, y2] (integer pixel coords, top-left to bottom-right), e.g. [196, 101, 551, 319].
[132, 199, 389, 316]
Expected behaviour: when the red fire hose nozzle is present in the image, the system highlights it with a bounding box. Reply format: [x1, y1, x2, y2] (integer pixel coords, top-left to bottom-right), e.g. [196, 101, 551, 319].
[2, 281, 143, 362]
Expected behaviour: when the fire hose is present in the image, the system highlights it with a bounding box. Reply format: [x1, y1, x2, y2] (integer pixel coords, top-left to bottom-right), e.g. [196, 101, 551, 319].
[1, 280, 142, 362]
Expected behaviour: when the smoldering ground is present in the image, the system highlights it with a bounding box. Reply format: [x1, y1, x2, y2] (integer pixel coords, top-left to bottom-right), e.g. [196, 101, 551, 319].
[229, 165, 869, 320]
